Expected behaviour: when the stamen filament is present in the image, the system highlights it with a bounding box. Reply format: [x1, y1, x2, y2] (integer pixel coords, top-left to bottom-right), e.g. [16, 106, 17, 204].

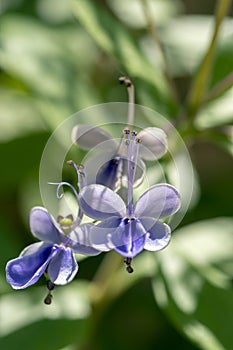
[132, 138, 141, 184]
[119, 76, 135, 127]
[124, 130, 134, 217]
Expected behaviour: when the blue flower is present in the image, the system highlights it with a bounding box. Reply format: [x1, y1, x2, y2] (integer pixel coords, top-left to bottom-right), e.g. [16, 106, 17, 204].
[6, 207, 99, 289]
[77, 129, 181, 271]
[72, 124, 168, 191]
[79, 183, 180, 260]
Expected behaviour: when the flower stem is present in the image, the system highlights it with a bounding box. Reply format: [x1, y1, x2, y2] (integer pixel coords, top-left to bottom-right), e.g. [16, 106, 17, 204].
[119, 76, 135, 127]
[186, 0, 231, 120]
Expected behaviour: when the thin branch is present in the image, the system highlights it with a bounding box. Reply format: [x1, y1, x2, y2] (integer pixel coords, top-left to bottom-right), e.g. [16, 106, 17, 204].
[186, 0, 232, 119]
[140, 0, 180, 104]
[201, 71, 233, 104]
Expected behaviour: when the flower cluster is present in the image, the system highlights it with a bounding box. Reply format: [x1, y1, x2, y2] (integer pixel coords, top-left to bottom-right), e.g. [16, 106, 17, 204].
[5, 78, 181, 303]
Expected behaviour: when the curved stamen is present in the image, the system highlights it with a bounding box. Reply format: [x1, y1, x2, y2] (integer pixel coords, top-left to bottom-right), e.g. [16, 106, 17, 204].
[48, 181, 83, 225]
[67, 160, 87, 190]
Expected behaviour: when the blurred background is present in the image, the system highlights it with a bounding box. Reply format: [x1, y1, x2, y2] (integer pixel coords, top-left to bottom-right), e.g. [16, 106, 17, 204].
[0, 0, 233, 349]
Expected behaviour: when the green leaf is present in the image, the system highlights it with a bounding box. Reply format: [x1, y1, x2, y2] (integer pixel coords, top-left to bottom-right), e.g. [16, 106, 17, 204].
[0, 132, 49, 192]
[0, 89, 45, 141]
[153, 217, 233, 350]
[71, 0, 175, 112]
[195, 87, 233, 129]
[211, 33, 233, 87]
[0, 15, 100, 127]
[161, 16, 233, 77]
[107, 0, 183, 29]
[0, 281, 90, 349]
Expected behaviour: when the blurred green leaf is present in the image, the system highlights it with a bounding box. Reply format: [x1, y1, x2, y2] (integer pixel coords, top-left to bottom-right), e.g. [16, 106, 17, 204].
[211, 33, 233, 87]
[71, 0, 175, 113]
[0, 89, 45, 141]
[0, 132, 49, 192]
[195, 87, 233, 129]
[160, 16, 233, 77]
[0, 319, 86, 350]
[0, 281, 90, 349]
[0, 15, 100, 127]
[153, 217, 233, 350]
[107, 0, 183, 29]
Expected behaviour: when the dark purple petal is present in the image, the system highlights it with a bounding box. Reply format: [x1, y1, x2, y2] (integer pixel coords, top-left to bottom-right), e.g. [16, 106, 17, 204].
[96, 156, 124, 191]
[111, 218, 147, 258]
[30, 207, 62, 244]
[140, 217, 171, 251]
[6, 244, 55, 289]
[79, 184, 126, 220]
[47, 247, 78, 285]
[134, 184, 181, 219]
[137, 127, 167, 161]
[68, 224, 101, 255]
[72, 124, 118, 151]
[90, 216, 122, 251]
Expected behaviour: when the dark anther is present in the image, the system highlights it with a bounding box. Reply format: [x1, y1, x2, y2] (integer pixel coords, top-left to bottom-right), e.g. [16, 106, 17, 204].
[44, 292, 53, 305]
[47, 280, 55, 291]
[66, 160, 74, 166]
[57, 215, 64, 223]
[136, 138, 142, 143]
[131, 130, 137, 136]
[126, 265, 134, 273]
[124, 129, 130, 135]
[124, 257, 134, 274]
[66, 214, 74, 221]
[119, 76, 132, 87]
[119, 76, 125, 84]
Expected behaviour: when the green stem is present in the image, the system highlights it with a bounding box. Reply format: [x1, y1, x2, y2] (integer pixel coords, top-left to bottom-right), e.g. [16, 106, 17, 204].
[140, 0, 180, 104]
[201, 71, 233, 104]
[186, 0, 231, 120]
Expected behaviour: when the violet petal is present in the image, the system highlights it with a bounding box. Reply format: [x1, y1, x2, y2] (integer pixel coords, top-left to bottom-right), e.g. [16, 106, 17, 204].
[30, 207, 62, 244]
[140, 217, 171, 251]
[68, 224, 101, 255]
[138, 127, 168, 161]
[72, 124, 118, 151]
[134, 184, 181, 219]
[111, 218, 147, 258]
[90, 216, 122, 251]
[47, 247, 78, 285]
[79, 184, 126, 220]
[6, 244, 55, 289]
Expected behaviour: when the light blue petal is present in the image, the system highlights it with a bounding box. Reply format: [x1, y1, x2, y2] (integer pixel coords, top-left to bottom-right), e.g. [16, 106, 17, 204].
[140, 217, 171, 251]
[90, 216, 122, 251]
[79, 184, 126, 220]
[6, 244, 55, 289]
[111, 219, 147, 258]
[68, 224, 101, 255]
[30, 207, 62, 244]
[138, 127, 168, 160]
[120, 158, 146, 188]
[72, 124, 118, 151]
[47, 247, 78, 285]
[134, 184, 181, 219]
